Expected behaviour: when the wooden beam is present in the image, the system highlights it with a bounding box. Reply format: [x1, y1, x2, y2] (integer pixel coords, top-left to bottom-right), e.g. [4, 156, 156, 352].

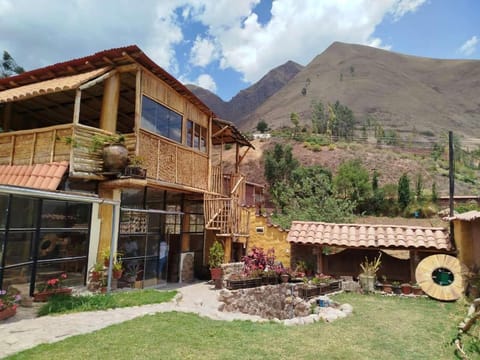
[212, 125, 229, 138]
[134, 69, 141, 135]
[79, 69, 116, 91]
[238, 146, 251, 165]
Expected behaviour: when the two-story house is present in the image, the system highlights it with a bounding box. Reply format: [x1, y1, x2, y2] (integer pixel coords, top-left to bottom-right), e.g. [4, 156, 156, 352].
[0, 46, 253, 295]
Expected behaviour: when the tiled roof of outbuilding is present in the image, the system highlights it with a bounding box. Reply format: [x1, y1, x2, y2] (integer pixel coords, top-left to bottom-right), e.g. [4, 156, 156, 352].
[0, 162, 69, 191]
[287, 221, 451, 251]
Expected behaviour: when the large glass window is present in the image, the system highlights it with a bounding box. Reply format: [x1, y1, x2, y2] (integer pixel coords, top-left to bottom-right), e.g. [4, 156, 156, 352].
[141, 96, 182, 143]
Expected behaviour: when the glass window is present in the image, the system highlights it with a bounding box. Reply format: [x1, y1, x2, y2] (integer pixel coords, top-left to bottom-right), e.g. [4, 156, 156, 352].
[0, 194, 8, 229]
[10, 196, 38, 229]
[42, 200, 90, 228]
[141, 96, 182, 143]
[186, 119, 207, 153]
[5, 232, 34, 265]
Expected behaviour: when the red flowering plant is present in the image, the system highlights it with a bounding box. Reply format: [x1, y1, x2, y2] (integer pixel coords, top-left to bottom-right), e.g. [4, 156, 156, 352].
[241, 247, 284, 278]
[0, 288, 21, 311]
[37, 273, 68, 292]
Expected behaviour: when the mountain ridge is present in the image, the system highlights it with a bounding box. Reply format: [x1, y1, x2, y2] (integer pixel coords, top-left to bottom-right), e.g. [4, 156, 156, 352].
[189, 42, 480, 141]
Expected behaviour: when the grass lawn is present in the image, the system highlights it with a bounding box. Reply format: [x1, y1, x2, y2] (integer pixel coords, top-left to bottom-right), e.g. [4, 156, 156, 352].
[7, 292, 470, 360]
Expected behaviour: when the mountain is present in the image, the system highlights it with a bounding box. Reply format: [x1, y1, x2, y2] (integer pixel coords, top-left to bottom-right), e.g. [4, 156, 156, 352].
[190, 42, 480, 141]
[187, 60, 303, 123]
[240, 42, 480, 140]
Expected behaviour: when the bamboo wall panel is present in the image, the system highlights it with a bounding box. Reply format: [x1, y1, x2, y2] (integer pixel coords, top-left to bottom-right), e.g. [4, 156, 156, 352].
[71, 125, 136, 176]
[166, 88, 185, 114]
[33, 131, 56, 164]
[13, 134, 35, 165]
[0, 136, 13, 164]
[53, 128, 73, 163]
[138, 131, 159, 180]
[157, 140, 177, 183]
[185, 102, 208, 128]
[195, 155, 208, 189]
[177, 147, 193, 187]
[142, 72, 167, 104]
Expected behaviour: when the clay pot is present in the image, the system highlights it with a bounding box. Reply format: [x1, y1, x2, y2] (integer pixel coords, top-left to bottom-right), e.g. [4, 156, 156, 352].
[103, 144, 128, 173]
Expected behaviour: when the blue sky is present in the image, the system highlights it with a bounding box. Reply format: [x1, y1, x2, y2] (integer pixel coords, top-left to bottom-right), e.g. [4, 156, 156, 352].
[0, 0, 478, 101]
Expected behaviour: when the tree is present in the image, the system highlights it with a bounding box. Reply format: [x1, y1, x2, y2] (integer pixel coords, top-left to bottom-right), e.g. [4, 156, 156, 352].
[431, 182, 438, 203]
[415, 174, 423, 202]
[1, 51, 25, 78]
[311, 100, 325, 134]
[398, 173, 411, 210]
[290, 112, 300, 139]
[256, 120, 268, 133]
[270, 165, 354, 227]
[333, 159, 371, 212]
[264, 143, 299, 188]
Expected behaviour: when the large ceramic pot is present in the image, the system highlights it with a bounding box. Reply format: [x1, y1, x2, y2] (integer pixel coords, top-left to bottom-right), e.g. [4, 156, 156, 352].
[358, 273, 375, 292]
[103, 144, 128, 173]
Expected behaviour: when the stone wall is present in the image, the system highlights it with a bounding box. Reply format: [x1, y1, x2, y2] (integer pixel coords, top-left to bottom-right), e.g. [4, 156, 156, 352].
[218, 284, 310, 320]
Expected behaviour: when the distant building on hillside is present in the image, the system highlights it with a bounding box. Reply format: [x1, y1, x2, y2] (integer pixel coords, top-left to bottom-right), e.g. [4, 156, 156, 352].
[252, 133, 271, 140]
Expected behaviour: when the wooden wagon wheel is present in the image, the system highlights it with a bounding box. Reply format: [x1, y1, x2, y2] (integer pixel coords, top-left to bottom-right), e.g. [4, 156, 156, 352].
[415, 254, 466, 301]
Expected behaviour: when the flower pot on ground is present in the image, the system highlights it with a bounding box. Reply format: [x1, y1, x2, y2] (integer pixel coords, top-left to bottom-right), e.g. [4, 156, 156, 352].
[401, 283, 412, 295]
[280, 273, 290, 283]
[383, 282, 393, 293]
[359, 252, 382, 293]
[0, 306, 16, 321]
[412, 284, 424, 296]
[34, 288, 72, 302]
[392, 282, 402, 295]
[112, 259, 123, 280]
[209, 241, 224, 289]
[0, 287, 21, 320]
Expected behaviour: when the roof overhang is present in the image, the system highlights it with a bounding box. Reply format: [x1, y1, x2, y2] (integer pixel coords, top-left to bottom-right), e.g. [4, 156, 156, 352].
[287, 221, 452, 251]
[0, 67, 110, 103]
[0, 45, 214, 118]
[0, 161, 69, 191]
[212, 118, 254, 148]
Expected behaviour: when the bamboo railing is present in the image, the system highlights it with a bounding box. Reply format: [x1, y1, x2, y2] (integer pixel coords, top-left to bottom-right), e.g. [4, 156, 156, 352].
[204, 173, 249, 237]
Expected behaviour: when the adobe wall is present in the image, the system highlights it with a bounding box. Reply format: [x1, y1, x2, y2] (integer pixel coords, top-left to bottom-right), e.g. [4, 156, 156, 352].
[247, 212, 290, 267]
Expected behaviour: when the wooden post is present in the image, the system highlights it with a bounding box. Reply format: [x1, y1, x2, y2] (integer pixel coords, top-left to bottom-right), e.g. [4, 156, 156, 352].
[410, 250, 418, 282]
[2, 103, 12, 131]
[224, 237, 232, 262]
[181, 212, 190, 252]
[317, 246, 324, 274]
[100, 72, 120, 133]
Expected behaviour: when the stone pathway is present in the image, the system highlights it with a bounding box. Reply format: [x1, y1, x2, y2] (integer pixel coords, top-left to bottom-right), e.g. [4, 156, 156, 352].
[0, 282, 351, 358]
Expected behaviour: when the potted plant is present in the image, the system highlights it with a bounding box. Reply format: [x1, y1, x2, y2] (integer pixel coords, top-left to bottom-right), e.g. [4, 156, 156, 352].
[359, 252, 382, 293]
[392, 281, 402, 295]
[90, 262, 104, 282]
[401, 282, 412, 295]
[112, 259, 123, 280]
[124, 156, 147, 178]
[124, 263, 140, 283]
[0, 288, 21, 321]
[34, 273, 72, 302]
[209, 241, 224, 288]
[382, 275, 393, 293]
[412, 282, 424, 296]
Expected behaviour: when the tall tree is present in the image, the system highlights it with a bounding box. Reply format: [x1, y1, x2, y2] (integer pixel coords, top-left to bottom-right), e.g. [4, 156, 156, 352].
[333, 159, 371, 212]
[290, 112, 300, 139]
[256, 120, 268, 133]
[398, 173, 411, 210]
[1, 51, 25, 78]
[264, 143, 299, 188]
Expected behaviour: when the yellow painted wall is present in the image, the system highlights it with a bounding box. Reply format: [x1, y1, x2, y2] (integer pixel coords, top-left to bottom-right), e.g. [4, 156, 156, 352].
[247, 212, 291, 267]
[454, 220, 475, 269]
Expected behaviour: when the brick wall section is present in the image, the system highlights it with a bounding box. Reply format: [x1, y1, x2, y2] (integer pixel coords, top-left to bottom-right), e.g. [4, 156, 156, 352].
[247, 211, 291, 268]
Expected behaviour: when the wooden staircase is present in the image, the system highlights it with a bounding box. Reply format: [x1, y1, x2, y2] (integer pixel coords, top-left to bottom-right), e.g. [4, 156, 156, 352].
[204, 172, 250, 237]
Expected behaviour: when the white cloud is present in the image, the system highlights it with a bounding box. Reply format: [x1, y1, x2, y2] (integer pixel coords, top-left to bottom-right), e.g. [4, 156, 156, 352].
[390, 0, 426, 20]
[189, 36, 219, 67]
[183, 0, 424, 83]
[196, 74, 217, 92]
[459, 35, 478, 56]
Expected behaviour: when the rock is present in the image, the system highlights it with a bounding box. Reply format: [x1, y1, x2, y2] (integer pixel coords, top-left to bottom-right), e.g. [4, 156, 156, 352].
[340, 303, 353, 315]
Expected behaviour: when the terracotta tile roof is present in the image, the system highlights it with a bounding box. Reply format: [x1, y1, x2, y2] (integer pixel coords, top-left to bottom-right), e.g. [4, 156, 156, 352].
[0, 162, 69, 191]
[0, 68, 108, 103]
[287, 221, 451, 251]
[448, 211, 480, 221]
